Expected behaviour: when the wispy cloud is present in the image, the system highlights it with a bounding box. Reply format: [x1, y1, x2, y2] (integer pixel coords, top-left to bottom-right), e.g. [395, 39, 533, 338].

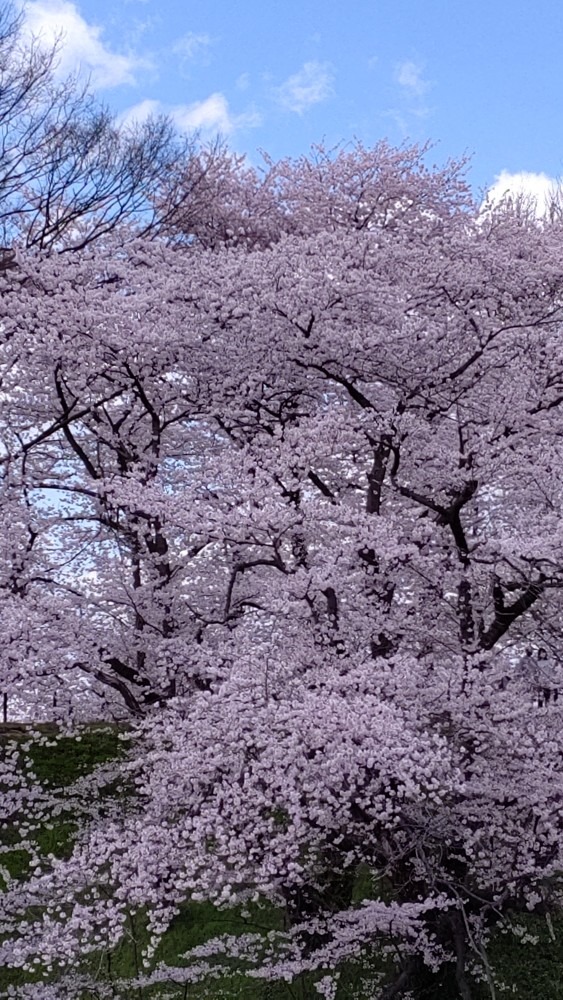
[386, 58, 432, 134]
[22, 0, 150, 88]
[277, 61, 334, 115]
[394, 59, 429, 99]
[172, 31, 213, 71]
[120, 93, 262, 136]
[236, 72, 250, 91]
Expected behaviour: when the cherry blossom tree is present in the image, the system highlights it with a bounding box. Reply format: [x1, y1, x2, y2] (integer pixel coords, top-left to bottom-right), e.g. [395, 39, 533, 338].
[1, 142, 563, 998]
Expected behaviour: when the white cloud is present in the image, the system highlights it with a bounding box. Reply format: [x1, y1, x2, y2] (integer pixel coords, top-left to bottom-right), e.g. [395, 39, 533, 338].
[120, 93, 262, 136]
[277, 61, 334, 115]
[172, 92, 233, 133]
[395, 60, 429, 98]
[173, 93, 262, 135]
[22, 0, 150, 88]
[483, 170, 563, 217]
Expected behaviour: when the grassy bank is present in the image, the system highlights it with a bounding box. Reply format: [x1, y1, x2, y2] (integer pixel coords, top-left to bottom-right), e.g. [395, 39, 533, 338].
[2, 725, 563, 999]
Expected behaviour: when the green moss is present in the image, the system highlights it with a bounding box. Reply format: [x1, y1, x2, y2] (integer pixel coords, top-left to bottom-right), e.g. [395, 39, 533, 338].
[35, 820, 79, 860]
[485, 914, 563, 998]
[26, 724, 127, 787]
[0, 847, 32, 882]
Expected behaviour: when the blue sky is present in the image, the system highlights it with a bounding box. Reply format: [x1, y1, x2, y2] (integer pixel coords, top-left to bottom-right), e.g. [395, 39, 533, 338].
[21, 0, 563, 204]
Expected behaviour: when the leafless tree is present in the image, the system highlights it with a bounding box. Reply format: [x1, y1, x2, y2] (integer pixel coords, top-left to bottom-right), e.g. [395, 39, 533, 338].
[0, 1, 192, 250]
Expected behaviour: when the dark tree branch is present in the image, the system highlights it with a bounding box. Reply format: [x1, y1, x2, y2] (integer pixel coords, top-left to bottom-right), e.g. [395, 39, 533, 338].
[308, 469, 336, 500]
[481, 577, 547, 649]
